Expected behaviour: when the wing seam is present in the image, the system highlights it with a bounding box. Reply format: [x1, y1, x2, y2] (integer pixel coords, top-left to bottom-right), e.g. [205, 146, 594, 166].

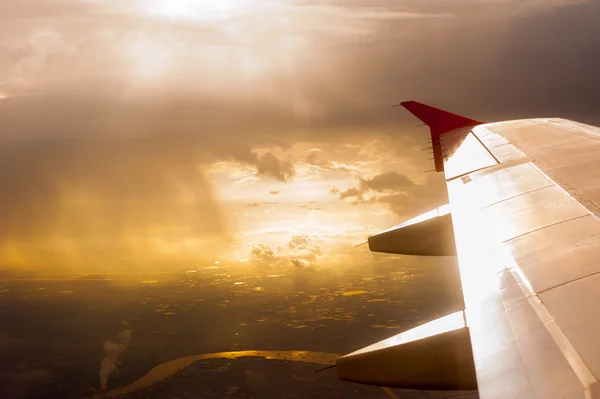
[530, 163, 600, 223]
[497, 269, 542, 398]
[502, 214, 589, 244]
[532, 119, 600, 141]
[481, 183, 554, 210]
[507, 265, 597, 397]
[445, 158, 531, 183]
[538, 269, 600, 295]
[467, 129, 501, 164]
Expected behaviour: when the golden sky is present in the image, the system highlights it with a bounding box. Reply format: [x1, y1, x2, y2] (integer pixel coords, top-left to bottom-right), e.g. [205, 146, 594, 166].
[0, 0, 598, 272]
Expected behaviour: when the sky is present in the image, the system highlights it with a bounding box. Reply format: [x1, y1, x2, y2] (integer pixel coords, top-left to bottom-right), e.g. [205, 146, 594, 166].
[0, 0, 599, 273]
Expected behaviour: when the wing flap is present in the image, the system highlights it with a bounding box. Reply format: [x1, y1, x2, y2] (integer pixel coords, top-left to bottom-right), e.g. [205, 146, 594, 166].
[336, 311, 478, 390]
[367, 204, 456, 256]
[472, 125, 529, 163]
[541, 275, 600, 380]
[507, 214, 600, 293]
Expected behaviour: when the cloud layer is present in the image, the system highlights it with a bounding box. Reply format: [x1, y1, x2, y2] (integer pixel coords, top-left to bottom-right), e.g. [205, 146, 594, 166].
[0, 0, 598, 271]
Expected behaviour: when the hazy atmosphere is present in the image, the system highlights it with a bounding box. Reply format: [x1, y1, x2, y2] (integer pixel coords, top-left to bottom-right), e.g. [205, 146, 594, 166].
[2, 0, 599, 272]
[1, 2, 599, 398]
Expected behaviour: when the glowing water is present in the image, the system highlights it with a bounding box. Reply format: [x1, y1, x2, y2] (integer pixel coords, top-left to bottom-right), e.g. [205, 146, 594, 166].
[84, 350, 340, 398]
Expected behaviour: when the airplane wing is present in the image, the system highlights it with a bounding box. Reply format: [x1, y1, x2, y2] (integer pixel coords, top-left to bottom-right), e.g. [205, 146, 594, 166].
[337, 101, 600, 398]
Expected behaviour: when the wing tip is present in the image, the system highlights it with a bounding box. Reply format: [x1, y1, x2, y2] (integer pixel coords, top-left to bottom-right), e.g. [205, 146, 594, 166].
[396, 100, 483, 128]
[394, 101, 484, 173]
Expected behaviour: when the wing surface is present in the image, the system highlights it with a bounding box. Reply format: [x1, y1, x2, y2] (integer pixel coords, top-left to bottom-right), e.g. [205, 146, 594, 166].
[403, 103, 600, 399]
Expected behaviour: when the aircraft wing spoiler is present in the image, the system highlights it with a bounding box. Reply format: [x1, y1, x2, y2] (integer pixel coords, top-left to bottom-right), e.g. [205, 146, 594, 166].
[367, 204, 456, 256]
[336, 311, 477, 390]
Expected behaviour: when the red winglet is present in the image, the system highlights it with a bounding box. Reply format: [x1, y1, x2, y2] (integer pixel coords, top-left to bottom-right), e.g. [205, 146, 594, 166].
[400, 101, 483, 136]
[399, 101, 484, 172]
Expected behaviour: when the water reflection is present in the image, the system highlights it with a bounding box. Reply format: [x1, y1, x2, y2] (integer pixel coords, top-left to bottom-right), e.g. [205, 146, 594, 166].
[85, 350, 339, 398]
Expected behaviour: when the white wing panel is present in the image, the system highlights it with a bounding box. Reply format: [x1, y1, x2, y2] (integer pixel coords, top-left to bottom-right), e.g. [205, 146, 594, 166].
[541, 275, 600, 379]
[506, 215, 600, 292]
[481, 185, 589, 242]
[451, 161, 552, 208]
[484, 119, 600, 220]
[472, 125, 528, 163]
[446, 145, 595, 398]
[498, 268, 585, 399]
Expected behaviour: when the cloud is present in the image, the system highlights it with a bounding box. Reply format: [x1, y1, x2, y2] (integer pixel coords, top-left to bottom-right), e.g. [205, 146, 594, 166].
[361, 171, 415, 191]
[99, 327, 132, 391]
[250, 234, 324, 269]
[331, 171, 446, 218]
[305, 151, 355, 172]
[250, 243, 277, 261]
[224, 151, 296, 182]
[289, 258, 312, 269]
[2, 0, 599, 141]
[269, 190, 280, 195]
[288, 234, 322, 259]
[253, 152, 296, 181]
[331, 171, 416, 201]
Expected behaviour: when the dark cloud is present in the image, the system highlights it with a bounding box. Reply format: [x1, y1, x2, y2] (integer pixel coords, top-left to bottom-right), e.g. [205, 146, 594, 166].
[331, 171, 415, 201]
[333, 0, 600, 126]
[362, 171, 415, 192]
[332, 172, 446, 218]
[3, 1, 600, 141]
[253, 152, 295, 182]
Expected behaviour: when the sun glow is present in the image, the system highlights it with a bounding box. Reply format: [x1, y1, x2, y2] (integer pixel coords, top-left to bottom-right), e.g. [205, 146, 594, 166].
[146, 0, 256, 21]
